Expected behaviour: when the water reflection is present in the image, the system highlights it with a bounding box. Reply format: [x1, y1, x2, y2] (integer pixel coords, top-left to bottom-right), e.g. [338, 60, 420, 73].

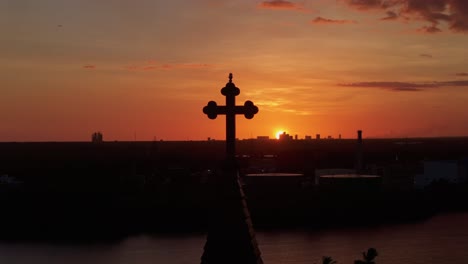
[260, 212, 468, 264]
[1, 213, 468, 264]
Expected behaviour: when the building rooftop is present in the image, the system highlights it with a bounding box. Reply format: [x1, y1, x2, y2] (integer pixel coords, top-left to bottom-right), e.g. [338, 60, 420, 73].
[320, 174, 381, 179]
[246, 173, 304, 177]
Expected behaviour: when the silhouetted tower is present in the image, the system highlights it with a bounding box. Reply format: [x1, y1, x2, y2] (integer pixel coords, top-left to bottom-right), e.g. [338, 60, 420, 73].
[355, 130, 363, 173]
[202, 73, 262, 264]
[279, 131, 293, 141]
[91, 132, 103, 143]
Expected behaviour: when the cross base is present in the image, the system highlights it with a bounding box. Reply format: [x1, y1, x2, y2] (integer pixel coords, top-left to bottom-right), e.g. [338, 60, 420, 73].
[201, 167, 263, 264]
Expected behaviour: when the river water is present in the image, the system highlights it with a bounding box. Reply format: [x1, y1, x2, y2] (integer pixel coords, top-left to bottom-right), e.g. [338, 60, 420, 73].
[1, 212, 468, 264]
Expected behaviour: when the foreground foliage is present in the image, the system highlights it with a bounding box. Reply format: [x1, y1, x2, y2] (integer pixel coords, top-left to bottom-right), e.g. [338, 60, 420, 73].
[317, 248, 378, 264]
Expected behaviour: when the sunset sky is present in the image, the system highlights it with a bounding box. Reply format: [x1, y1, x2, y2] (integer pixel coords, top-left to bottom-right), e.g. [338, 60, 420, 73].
[1, 0, 468, 141]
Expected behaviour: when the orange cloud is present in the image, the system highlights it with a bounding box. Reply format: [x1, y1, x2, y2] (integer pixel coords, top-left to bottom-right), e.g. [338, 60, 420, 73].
[342, 0, 468, 33]
[172, 63, 214, 69]
[257, 0, 311, 12]
[417, 25, 442, 34]
[381, 10, 398, 20]
[124, 62, 214, 71]
[311, 17, 357, 24]
[124, 65, 138, 71]
[160, 63, 214, 70]
[343, 0, 394, 10]
[143, 66, 157, 70]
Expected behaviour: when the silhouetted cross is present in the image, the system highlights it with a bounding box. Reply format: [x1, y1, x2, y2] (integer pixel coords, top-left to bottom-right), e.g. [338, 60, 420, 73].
[203, 73, 258, 160]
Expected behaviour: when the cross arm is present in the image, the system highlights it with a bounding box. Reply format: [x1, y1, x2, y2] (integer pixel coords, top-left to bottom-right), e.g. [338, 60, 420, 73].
[203, 101, 226, 119]
[234, 100, 259, 119]
[203, 100, 259, 119]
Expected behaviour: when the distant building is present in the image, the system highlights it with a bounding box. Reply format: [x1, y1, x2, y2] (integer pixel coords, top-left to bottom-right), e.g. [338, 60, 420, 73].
[461, 157, 468, 180]
[356, 130, 363, 173]
[315, 168, 356, 185]
[244, 173, 305, 192]
[305, 135, 312, 140]
[316, 134, 320, 140]
[414, 160, 467, 189]
[257, 136, 270, 140]
[247, 154, 278, 173]
[380, 162, 417, 191]
[279, 132, 293, 141]
[0, 174, 22, 185]
[318, 174, 382, 192]
[92, 132, 103, 143]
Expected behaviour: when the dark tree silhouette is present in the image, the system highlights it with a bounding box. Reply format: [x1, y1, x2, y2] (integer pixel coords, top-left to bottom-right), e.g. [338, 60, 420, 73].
[354, 248, 378, 264]
[322, 256, 337, 264]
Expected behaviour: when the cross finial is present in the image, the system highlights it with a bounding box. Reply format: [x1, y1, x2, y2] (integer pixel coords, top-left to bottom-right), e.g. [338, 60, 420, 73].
[229, 73, 233, 83]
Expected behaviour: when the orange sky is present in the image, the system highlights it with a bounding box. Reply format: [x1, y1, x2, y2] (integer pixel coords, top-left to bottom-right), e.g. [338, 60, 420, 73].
[1, 0, 468, 141]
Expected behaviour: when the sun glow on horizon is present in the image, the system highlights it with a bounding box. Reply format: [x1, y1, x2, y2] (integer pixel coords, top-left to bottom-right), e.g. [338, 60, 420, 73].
[275, 130, 285, 139]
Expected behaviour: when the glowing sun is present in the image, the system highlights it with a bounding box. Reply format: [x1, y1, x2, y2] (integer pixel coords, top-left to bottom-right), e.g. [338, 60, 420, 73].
[275, 130, 285, 139]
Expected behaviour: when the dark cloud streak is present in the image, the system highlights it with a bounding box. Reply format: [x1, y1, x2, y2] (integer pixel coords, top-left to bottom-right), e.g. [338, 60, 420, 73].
[311, 17, 357, 24]
[419, 53, 433, 58]
[339, 80, 468, 91]
[257, 0, 310, 12]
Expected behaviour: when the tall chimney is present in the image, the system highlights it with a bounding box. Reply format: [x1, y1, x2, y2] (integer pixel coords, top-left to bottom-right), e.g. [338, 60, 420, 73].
[356, 130, 363, 174]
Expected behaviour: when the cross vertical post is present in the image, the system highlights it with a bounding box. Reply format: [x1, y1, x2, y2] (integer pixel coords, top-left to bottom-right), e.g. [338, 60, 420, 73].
[225, 74, 236, 160]
[201, 73, 263, 264]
